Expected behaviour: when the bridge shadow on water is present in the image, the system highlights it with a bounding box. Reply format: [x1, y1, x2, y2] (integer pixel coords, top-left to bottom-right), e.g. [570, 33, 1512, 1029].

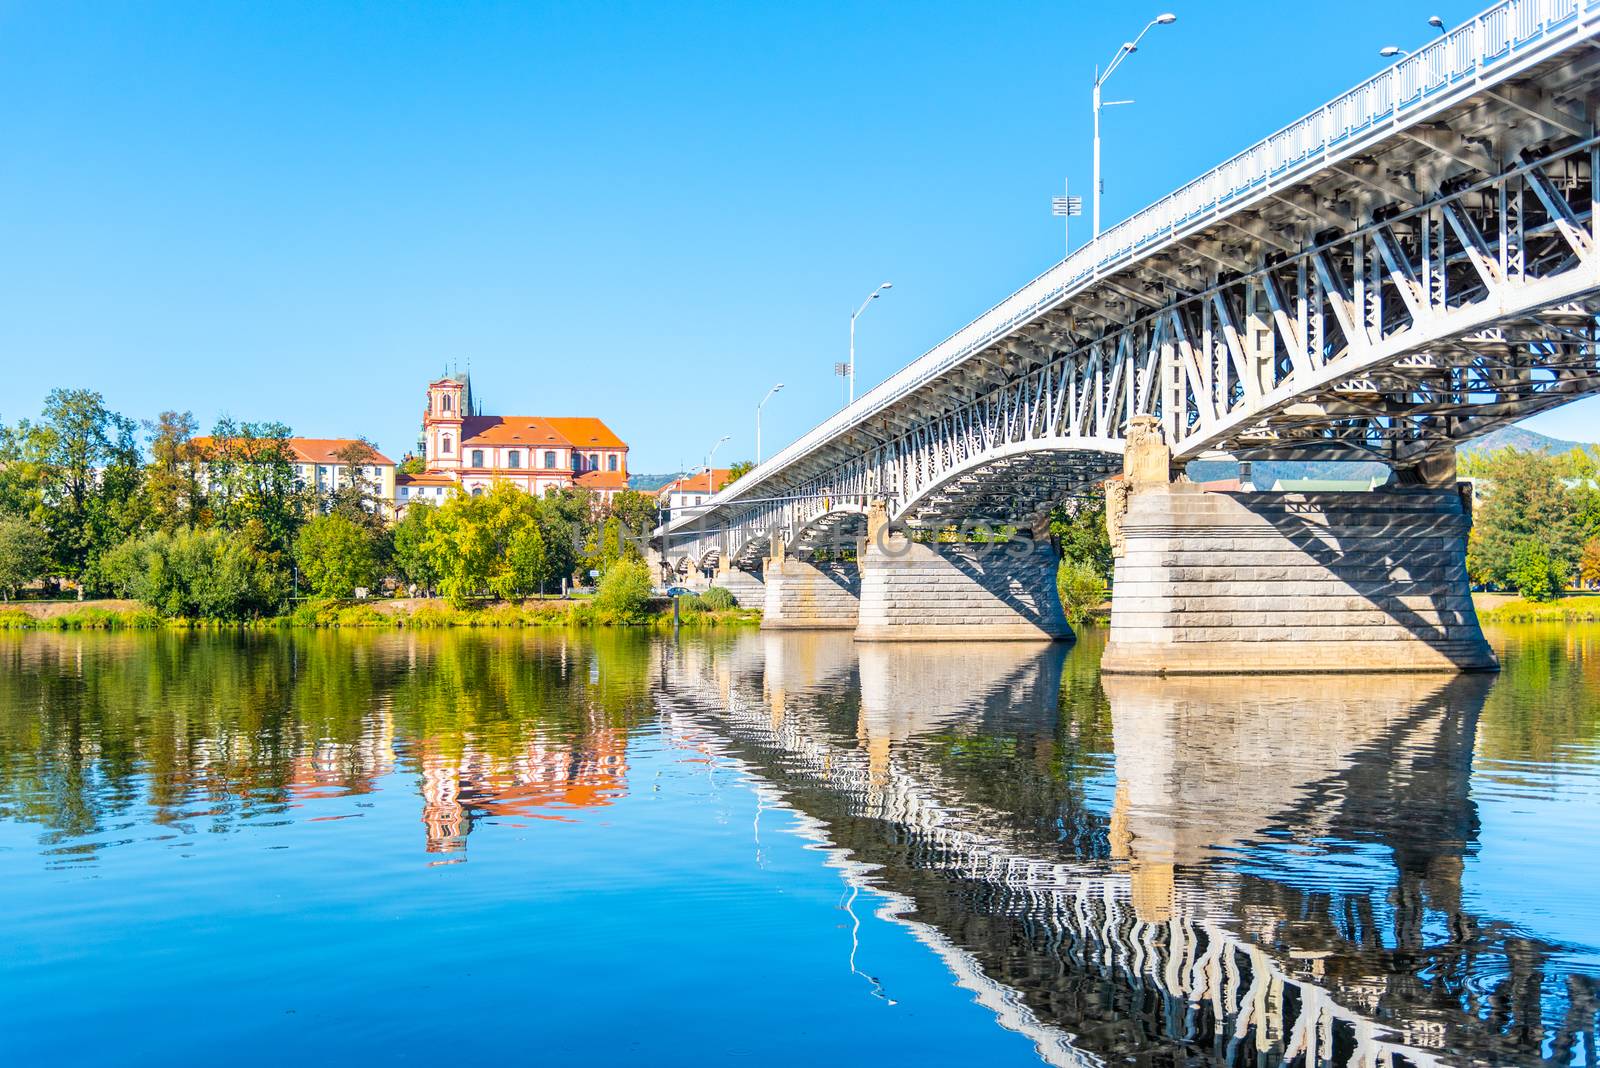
[661, 632, 1594, 1066]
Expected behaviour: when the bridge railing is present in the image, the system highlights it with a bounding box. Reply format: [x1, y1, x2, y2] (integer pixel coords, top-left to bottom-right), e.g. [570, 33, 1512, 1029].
[669, 0, 1595, 537]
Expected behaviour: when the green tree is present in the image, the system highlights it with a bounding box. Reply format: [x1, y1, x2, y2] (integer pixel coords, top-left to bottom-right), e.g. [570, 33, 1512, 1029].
[295, 514, 382, 599]
[391, 502, 439, 594]
[1509, 538, 1564, 602]
[328, 438, 386, 531]
[1579, 537, 1600, 589]
[1466, 448, 1583, 589]
[143, 410, 205, 532]
[593, 557, 654, 622]
[0, 514, 48, 600]
[206, 417, 310, 548]
[481, 483, 553, 599]
[608, 489, 660, 549]
[0, 419, 51, 521]
[420, 483, 561, 606]
[726, 460, 755, 483]
[36, 388, 144, 589]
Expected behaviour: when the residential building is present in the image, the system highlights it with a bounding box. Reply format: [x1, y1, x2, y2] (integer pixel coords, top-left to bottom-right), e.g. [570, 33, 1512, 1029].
[658, 467, 732, 524]
[194, 435, 396, 515]
[413, 373, 630, 506]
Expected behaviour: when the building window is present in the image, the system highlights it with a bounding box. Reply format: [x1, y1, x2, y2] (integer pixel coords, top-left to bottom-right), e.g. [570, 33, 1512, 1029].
[442, 394, 452, 412]
[471, 449, 484, 467]
[588, 453, 599, 470]
[507, 451, 521, 469]
[471, 486, 484, 497]
[544, 450, 556, 469]
[443, 435, 453, 454]
[317, 465, 329, 481]
[607, 454, 618, 471]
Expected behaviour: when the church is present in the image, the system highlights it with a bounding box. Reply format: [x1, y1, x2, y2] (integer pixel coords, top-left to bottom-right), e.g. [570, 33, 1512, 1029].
[396, 373, 630, 509]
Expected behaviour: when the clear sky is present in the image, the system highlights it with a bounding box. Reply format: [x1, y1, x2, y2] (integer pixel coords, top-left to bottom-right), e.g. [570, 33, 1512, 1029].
[3, 0, 1595, 472]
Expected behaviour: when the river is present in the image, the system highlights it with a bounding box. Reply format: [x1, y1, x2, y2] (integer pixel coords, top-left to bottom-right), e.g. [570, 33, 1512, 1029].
[1, 624, 1596, 1065]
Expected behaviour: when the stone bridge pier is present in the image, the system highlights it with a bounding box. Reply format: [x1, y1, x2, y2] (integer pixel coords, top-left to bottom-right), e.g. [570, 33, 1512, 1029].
[761, 537, 862, 630]
[760, 504, 1071, 641]
[1101, 416, 1497, 675]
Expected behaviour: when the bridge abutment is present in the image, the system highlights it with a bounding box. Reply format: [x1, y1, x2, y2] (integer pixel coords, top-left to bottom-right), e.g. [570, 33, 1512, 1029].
[1101, 481, 1496, 675]
[854, 531, 1071, 642]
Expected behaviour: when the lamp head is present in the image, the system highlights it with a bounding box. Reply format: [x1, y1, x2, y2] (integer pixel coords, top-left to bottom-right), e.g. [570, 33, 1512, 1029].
[1155, 12, 1177, 24]
[1428, 15, 1444, 30]
[879, 281, 893, 290]
[1122, 41, 1138, 53]
[1379, 45, 1404, 57]
[775, 383, 785, 390]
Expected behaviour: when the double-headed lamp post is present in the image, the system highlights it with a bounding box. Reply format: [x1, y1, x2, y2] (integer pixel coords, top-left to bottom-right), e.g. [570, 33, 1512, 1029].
[1093, 12, 1176, 240]
[849, 282, 892, 404]
[706, 435, 730, 495]
[756, 383, 784, 464]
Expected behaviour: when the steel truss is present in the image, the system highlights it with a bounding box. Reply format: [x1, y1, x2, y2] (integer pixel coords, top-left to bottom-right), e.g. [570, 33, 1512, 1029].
[674, 143, 1600, 570]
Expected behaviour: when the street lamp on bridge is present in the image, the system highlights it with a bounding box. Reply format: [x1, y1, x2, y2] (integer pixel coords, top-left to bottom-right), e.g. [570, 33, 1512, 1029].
[849, 281, 892, 404]
[1381, 15, 1449, 58]
[705, 435, 730, 495]
[756, 383, 784, 465]
[1092, 12, 1176, 240]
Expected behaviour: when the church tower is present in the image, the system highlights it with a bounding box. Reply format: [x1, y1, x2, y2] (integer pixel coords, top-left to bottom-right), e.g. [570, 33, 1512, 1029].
[422, 376, 466, 472]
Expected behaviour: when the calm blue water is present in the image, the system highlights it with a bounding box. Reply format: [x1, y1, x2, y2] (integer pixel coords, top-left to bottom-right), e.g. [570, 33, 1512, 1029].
[2, 625, 1597, 1065]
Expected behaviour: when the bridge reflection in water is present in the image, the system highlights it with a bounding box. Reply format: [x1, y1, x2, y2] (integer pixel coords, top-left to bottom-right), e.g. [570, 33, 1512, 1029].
[659, 633, 1594, 1067]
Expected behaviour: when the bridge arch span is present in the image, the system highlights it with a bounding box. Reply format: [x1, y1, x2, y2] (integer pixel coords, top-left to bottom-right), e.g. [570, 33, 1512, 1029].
[892, 437, 1123, 530]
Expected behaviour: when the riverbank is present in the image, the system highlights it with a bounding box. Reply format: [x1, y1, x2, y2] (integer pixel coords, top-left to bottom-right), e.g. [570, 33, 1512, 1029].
[1473, 591, 1600, 623]
[0, 597, 761, 631]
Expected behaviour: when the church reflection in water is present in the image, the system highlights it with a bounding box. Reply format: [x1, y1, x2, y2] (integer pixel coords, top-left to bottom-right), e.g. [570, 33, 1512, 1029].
[662, 632, 1593, 1067]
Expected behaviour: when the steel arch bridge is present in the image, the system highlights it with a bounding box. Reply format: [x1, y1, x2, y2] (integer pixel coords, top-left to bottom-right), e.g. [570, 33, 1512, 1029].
[662, 0, 1600, 569]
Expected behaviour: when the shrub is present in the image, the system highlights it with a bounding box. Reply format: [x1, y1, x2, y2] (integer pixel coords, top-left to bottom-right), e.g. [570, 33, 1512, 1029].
[0, 607, 33, 629]
[593, 559, 654, 623]
[699, 586, 737, 612]
[102, 527, 289, 619]
[1057, 559, 1108, 625]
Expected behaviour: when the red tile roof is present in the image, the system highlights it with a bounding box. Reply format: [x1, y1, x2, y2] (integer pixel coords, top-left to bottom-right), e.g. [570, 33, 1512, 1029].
[577, 469, 630, 491]
[659, 469, 733, 497]
[457, 415, 627, 451]
[397, 472, 458, 487]
[192, 436, 394, 466]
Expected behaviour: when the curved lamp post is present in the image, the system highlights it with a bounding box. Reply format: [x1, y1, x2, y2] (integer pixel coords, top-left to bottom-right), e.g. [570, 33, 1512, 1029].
[756, 383, 784, 464]
[849, 282, 892, 404]
[1093, 13, 1176, 239]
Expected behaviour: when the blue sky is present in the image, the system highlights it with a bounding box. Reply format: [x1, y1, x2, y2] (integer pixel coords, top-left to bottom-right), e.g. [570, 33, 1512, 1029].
[3, 0, 1595, 471]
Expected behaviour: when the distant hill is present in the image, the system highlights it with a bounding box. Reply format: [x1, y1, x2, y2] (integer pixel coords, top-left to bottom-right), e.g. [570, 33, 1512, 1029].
[1457, 426, 1585, 455]
[628, 472, 683, 491]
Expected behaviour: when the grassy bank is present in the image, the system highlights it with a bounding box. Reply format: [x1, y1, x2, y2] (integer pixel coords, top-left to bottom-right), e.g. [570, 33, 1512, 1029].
[0, 597, 761, 631]
[1475, 592, 1600, 623]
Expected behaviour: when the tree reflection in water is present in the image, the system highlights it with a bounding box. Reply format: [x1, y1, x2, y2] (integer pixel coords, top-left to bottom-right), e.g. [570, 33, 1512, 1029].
[0, 630, 657, 860]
